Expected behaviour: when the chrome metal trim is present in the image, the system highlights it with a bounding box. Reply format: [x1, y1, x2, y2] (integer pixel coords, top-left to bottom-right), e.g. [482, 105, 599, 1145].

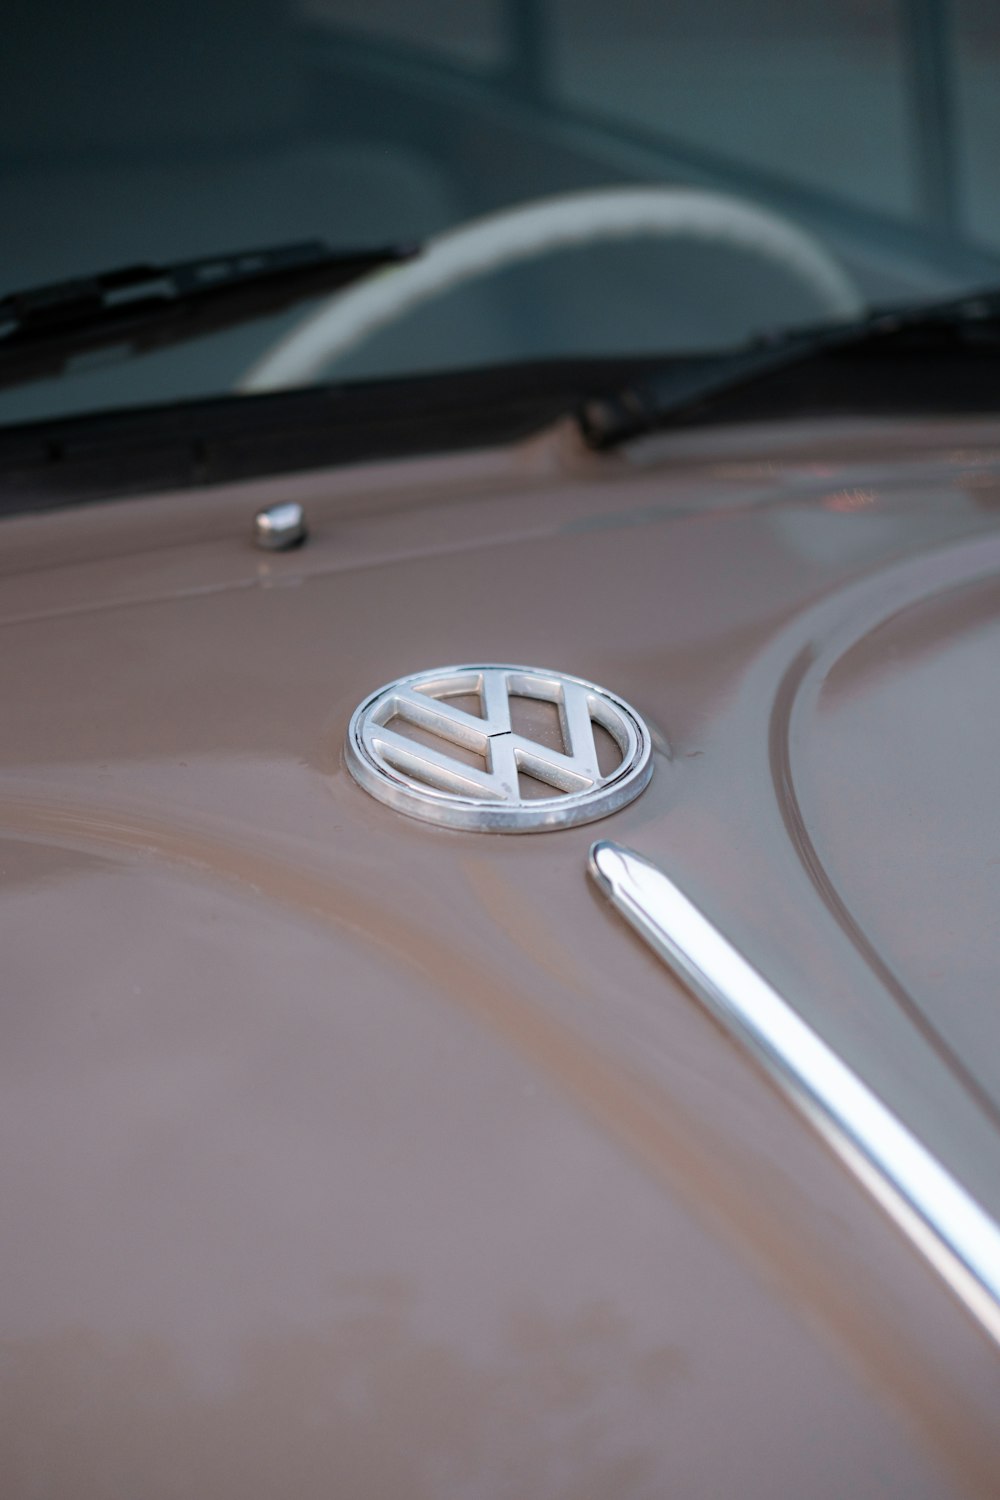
[253, 501, 307, 550]
[588, 839, 1000, 1348]
[346, 666, 653, 833]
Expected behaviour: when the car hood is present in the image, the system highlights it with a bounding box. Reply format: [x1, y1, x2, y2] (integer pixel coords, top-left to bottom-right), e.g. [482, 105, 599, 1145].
[2, 413, 1000, 1497]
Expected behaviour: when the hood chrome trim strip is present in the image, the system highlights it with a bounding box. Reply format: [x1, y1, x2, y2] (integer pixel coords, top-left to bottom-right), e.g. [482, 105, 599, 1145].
[588, 840, 1000, 1349]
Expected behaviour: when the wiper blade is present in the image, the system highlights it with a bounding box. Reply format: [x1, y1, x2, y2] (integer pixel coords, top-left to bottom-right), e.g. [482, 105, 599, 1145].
[581, 286, 1000, 448]
[0, 239, 417, 391]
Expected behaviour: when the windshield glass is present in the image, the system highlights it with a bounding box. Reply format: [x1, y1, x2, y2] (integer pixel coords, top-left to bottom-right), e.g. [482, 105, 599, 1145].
[3, 0, 999, 425]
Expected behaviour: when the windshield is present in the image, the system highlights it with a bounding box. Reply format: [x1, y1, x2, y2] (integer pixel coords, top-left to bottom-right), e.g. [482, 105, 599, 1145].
[3, 0, 999, 426]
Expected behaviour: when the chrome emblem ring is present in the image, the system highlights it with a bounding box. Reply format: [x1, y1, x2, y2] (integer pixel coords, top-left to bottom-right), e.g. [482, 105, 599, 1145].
[346, 664, 653, 832]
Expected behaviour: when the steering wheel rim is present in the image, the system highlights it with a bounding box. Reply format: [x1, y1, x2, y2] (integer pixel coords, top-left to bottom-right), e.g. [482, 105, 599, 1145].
[238, 186, 865, 393]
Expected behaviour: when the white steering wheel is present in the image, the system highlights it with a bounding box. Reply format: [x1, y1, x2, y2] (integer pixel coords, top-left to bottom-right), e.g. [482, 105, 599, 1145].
[239, 186, 865, 393]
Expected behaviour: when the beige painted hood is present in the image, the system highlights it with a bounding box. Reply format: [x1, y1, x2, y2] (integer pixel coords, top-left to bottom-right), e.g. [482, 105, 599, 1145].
[2, 414, 1000, 1497]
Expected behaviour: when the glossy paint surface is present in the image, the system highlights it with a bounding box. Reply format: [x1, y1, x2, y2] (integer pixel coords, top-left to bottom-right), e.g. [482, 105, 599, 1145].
[2, 414, 1000, 1495]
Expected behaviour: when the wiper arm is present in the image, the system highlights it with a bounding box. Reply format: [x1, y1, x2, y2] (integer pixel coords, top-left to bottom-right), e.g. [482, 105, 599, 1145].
[0, 239, 417, 391]
[581, 286, 1000, 447]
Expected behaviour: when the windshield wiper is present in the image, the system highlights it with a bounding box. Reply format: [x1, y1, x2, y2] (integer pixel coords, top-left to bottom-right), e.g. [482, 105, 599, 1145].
[580, 286, 1000, 447]
[0, 240, 417, 391]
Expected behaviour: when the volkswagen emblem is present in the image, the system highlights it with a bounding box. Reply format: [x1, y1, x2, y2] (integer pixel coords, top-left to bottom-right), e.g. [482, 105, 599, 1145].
[345, 665, 653, 832]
